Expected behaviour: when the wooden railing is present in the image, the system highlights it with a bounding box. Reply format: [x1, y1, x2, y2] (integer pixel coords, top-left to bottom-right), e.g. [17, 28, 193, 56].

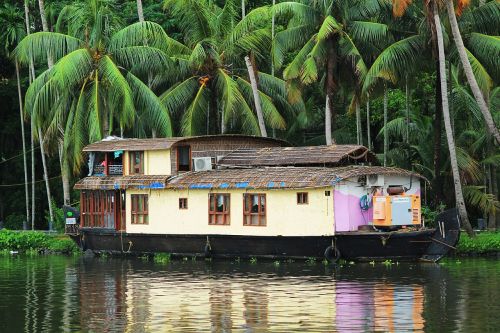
[93, 164, 123, 176]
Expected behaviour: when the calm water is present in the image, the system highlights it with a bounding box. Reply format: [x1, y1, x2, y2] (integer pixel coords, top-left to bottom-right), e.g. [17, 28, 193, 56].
[0, 256, 499, 332]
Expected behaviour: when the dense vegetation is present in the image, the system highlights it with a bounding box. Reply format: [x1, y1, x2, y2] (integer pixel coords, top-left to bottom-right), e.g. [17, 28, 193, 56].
[0, 230, 78, 254]
[0, 0, 498, 235]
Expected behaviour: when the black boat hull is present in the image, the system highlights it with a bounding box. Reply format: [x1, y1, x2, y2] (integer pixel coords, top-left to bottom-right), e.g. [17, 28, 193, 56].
[69, 209, 460, 262]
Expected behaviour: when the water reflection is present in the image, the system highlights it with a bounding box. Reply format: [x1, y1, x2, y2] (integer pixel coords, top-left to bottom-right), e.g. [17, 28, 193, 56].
[0, 257, 499, 332]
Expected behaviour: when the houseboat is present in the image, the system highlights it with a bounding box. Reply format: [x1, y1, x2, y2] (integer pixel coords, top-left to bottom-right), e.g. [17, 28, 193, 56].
[66, 135, 460, 262]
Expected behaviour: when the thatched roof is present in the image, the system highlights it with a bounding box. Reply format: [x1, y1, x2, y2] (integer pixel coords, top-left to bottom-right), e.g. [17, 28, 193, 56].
[82, 135, 289, 152]
[74, 175, 169, 190]
[165, 166, 423, 190]
[74, 166, 423, 191]
[218, 145, 377, 167]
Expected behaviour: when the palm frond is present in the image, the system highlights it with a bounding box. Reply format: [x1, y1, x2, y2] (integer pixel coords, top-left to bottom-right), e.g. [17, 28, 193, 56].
[127, 72, 172, 137]
[317, 15, 342, 41]
[13, 32, 82, 65]
[160, 77, 199, 116]
[181, 83, 209, 136]
[362, 35, 424, 93]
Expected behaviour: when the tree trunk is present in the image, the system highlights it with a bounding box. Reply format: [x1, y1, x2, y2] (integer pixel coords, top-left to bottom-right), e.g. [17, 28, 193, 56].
[433, 59, 444, 205]
[37, 0, 53, 68]
[405, 76, 410, 144]
[355, 100, 362, 145]
[16, 61, 30, 226]
[383, 83, 388, 166]
[24, 0, 36, 228]
[38, 127, 54, 228]
[271, 0, 276, 76]
[325, 43, 335, 145]
[366, 94, 371, 150]
[445, 0, 500, 145]
[487, 164, 495, 231]
[59, 141, 71, 206]
[136, 0, 145, 22]
[241, 0, 245, 18]
[31, 119, 36, 229]
[434, 4, 474, 237]
[244, 55, 267, 137]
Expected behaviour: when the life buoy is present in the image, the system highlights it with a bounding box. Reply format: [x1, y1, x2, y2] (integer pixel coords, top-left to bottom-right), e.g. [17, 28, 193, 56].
[324, 245, 341, 263]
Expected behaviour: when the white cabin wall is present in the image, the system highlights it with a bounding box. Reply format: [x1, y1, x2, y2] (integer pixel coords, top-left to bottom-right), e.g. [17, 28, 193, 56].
[125, 187, 334, 236]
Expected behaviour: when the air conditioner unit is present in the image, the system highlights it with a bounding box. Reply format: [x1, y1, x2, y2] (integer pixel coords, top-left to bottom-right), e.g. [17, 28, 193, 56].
[193, 157, 213, 171]
[366, 174, 384, 187]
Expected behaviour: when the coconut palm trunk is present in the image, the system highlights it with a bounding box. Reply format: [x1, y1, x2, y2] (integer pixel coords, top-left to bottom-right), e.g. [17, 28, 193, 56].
[356, 100, 362, 145]
[38, 128, 54, 226]
[383, 83, 388, 166]
[136, 0, 145, 22]
[15, 61, 30, 227]
[433, 3, 474, 237]
[366, 94, 371, 150]
[445, 0, 500, 145]
[37, 0, 53, 68]
[325, 43, 336, 146]
[23, 0, 36, 228]
[244, 55, 267, 137]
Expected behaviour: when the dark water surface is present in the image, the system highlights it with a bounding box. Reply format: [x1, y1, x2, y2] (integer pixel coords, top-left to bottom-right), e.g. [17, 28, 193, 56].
[0, 256, 499, 332]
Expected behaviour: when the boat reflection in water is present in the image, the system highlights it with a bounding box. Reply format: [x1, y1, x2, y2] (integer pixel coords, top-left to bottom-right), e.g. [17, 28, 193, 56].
[2, 256, 499, 332]
[75, 259, 427, 332]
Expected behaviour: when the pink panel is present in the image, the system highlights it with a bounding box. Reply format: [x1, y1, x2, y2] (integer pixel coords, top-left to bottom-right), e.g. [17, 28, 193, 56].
[334, 190, 373, 232]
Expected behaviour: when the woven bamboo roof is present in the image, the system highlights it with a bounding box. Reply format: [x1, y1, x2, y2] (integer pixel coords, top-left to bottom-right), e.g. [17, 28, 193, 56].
[218, 145, 377, 167]
[74, 175, 169, 190]
[166, 166, 423, 190]
[82, 135, 289, 152]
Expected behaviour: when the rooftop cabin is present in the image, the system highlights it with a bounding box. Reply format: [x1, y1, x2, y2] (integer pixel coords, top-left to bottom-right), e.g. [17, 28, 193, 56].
[83, 135, 289, 177]
[82, 135, 378, 179]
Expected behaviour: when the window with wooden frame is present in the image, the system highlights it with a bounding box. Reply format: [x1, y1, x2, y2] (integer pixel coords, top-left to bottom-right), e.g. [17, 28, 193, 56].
[131, 194, 148, 224]
[179, 198, 188, 209]
[297, 192, 309, 205]
[80, 191, 116, 228]
[208, 193, 230, 225]
[243, 194, 266, 226]
[129, 151, 144, 175]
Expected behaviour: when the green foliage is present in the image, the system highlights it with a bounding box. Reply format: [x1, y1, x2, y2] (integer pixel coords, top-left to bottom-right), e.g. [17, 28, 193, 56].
[0, 230, 79, 254]
[45, 199, 65, 233]
[153, 252, 171, 264]
[456, 232, 500, 254]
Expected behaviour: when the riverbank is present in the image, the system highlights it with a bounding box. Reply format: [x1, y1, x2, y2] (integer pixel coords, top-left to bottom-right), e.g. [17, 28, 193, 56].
[0, 230, 79, 255]
[1, 230, 499, 258]
[455, 232, 500, 256]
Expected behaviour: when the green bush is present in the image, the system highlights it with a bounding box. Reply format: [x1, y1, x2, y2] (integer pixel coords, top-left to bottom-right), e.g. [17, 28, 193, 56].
[0, 230, 79, 254]
[45, 199, 66, 233]
[456, 232, 500, 254]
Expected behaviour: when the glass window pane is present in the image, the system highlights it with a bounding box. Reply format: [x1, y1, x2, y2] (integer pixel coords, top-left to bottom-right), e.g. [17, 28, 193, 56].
[261, 216, 266, 226]
[210, 195, 215, 211]
[216, 215, 224, 224]
[251, 195, 259, 213]
[260, 195, 266, 213]
[217, 195, 224, 212]
[251, 215, 259, 225]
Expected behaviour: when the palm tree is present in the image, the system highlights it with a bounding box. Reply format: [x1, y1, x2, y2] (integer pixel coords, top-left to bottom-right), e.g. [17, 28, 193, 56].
[433, 1, 473, 236]
[160, 0, 290, 136]
[445, 0, 500, 145]
[14, 0, 172, 173]
[0, 2, 30, 228]
[272, 0, 377, 145]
